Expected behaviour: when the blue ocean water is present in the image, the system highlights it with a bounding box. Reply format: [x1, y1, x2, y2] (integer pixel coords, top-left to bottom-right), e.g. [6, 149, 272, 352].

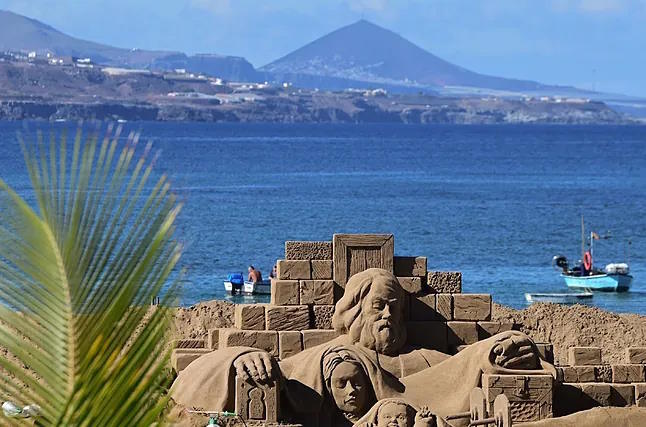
[1, 122, 645, 313]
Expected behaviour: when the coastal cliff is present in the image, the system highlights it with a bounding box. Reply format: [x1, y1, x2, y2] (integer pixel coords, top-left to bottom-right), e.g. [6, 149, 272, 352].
[0, 62, 632, 124]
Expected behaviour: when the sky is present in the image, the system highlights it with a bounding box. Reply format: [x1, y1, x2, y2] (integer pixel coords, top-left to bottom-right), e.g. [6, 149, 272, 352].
[1, 0, 646, 96]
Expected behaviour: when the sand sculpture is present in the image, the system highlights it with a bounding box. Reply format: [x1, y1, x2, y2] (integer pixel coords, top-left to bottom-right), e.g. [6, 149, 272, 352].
[170, 234, 646, 426]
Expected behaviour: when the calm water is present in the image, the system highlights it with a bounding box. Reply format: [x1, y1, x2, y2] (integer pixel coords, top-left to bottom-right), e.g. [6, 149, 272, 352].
[1, 122, 645, 313]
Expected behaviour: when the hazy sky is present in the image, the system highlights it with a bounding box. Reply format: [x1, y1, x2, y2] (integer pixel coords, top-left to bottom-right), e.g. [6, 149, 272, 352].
[2, 0, 646, 96]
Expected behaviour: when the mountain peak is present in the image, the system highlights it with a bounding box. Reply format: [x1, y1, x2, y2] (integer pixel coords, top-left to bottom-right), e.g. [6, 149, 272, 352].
[348, 18, 382, 28]
[262, 19, 545, 93]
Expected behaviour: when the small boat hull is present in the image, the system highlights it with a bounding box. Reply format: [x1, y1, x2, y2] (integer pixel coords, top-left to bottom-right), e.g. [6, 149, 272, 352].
[562, 273, 632, 292]
[224, 280, 271, 295]
[525, 292, 593, 304]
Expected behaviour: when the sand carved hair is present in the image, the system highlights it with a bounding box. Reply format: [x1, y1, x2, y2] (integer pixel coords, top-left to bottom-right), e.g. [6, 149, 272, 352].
[331, 268, 406, 347]
[322, 348, 363, 388]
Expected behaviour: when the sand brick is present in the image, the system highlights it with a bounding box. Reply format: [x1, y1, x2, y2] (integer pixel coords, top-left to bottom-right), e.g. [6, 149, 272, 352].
[452, 294, 491, 321]
[299, 280, 334, 305]
[207, 328, 219, 350]
[558, 366, 612, 383]
[265, 305, 311, 331]
[576, 383, 635, 407]
[173, 338, 206, 349]
[595, 365, 612, 383]
[436, 293, 453, 321]
[612, 364, 646, 383]
[447, 321, 479, 348]
[635, 383, 646, 407]
[312, 305, 335, 329]
[626, 347, 646, 364]
[235, 376, 280, 422]
[561, 366, 596, 383]
[235, 304, 266, 330]
[406, 321, 448, 353]
[397, 276, 423, 295]
[277, 259, 311, 280]
[171, 348, 212, 373]
[612, 384, 636, 406]
[394, 256, 427, 277]
[410, 293, 437, 321]
[285, 241, 332, 260]
[311, 260, 333, 279]
[478, 321, 515, 340]
[278, 331, 302, 360]
[568, 347, 602, 366]
[427, 271, 462, 293]
[302, 329, 340, 349]
[219, 328, 279, 357]
[270, 279, 300, 305]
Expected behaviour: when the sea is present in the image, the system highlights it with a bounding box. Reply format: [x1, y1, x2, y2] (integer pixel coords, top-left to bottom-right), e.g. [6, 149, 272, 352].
[1, 122, 645, 314]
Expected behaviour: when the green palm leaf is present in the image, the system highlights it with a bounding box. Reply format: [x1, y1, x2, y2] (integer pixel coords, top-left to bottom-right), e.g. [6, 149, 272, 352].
[0, 125, 182, 426]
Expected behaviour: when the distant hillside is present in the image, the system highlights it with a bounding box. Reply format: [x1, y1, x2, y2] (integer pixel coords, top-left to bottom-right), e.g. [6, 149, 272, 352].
[262, 20, 566, 93]
[0, 10, 259, 81]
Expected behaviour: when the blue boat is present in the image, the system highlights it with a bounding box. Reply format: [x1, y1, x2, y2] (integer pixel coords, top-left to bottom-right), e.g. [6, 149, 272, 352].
[561, 271, 632, 292]
[553, 217, 633, 292]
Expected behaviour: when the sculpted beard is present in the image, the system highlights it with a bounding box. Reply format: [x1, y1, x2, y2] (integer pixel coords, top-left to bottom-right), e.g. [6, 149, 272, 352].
[357, 313, 406, 356]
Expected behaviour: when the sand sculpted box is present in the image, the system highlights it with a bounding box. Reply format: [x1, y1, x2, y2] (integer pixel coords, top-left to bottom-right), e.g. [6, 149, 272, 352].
[169, 233, 646, 427]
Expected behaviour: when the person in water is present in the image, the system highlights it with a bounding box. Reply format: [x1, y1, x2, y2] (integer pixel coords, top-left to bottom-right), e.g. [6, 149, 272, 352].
[247, 265, 262, 283]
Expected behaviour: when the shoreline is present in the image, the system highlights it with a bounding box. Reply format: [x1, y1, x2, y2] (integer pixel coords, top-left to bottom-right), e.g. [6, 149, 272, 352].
[0, 99, 633, 124]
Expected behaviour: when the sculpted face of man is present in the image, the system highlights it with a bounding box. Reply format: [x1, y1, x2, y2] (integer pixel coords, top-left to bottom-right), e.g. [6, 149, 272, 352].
[358, 273, 406, 355]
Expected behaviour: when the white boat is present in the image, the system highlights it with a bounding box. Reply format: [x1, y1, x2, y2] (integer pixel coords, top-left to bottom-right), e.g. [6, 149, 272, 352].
[223, 279, 271, 295]
[525, 292, 593, 304]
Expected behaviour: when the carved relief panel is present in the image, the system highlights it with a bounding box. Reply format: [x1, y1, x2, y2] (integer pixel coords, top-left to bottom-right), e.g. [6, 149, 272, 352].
[333, 234, 394, 287]
[235, 376, 279, 422]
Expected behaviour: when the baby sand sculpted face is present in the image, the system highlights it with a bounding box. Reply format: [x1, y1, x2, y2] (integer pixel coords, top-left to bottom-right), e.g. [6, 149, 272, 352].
[377, 401, 414, 427]
[359, 275, 405, 355]
[330, 361, 369, 416]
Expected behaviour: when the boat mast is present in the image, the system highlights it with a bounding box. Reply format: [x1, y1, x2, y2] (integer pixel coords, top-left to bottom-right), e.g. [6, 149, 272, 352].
[590, 231, 594, 270]
[581, 214, 585, 262]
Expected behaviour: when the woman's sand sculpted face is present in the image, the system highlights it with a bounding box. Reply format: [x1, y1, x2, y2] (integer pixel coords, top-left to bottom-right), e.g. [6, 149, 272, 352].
[377, 401, 414, 427]
[329, 361, 369, 416]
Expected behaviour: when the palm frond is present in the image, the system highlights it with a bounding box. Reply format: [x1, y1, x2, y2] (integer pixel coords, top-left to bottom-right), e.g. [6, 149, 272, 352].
[0, 124, 182, 426]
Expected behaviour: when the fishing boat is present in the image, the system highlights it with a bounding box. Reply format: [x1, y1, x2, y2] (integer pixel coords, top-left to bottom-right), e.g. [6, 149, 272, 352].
[223, 272, 271, 295]
[553, 217, 633, 292]
[525, 291, 593, 304]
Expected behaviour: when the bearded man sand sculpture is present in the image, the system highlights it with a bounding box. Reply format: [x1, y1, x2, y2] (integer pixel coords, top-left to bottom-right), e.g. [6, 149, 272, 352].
[171, 268, 554, 425]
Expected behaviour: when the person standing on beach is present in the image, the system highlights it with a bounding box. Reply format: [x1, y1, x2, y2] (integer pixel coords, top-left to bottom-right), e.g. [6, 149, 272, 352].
[247, 265, 262, 283]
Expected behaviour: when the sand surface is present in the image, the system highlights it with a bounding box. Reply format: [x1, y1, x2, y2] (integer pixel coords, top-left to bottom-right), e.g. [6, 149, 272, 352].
[172, 299, 235, 340]
[492, 302, 646, 365]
